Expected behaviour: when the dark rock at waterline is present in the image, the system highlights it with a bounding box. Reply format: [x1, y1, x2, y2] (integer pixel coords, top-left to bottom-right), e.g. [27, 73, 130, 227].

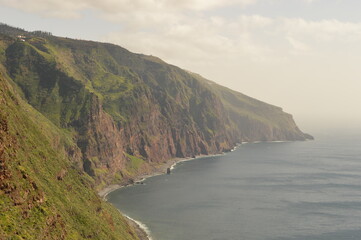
[167, 168, 171, 175]
[304, 133, 315, 140]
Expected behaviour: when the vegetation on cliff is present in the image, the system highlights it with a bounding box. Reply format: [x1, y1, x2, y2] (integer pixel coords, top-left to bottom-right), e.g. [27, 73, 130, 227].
[0, 24, 311, 189]
[0, 23, 312, 239]
[0, 73, 141, 239]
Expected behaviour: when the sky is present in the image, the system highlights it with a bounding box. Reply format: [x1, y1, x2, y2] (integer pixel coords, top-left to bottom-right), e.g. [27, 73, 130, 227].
[0, 0, 360, 132]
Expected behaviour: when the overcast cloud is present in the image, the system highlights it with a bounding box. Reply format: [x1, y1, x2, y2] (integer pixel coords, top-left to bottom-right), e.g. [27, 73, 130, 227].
[0, 0, 360, 131]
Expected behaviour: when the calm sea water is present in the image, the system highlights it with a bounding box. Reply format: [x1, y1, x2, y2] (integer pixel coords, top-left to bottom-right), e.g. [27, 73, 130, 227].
[108, 132, 361, 240]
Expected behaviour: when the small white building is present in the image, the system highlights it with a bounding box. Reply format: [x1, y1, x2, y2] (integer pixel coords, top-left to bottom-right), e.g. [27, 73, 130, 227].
[17, 35, 26, 41]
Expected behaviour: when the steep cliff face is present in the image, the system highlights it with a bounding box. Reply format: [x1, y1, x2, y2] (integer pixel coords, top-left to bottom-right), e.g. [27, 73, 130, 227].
[191, 74, 311, 142]
[0, 24, 312, 189]
[0, 74, 140, 239]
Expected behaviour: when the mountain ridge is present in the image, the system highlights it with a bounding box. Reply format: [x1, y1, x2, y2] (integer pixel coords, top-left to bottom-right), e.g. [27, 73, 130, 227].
[0, 22, 312, 187]
[0, 23, 312, 239]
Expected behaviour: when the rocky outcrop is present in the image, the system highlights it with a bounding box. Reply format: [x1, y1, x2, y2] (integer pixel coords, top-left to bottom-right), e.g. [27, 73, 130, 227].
[77, 95, 128, 182]
[75, 80, 238, 186]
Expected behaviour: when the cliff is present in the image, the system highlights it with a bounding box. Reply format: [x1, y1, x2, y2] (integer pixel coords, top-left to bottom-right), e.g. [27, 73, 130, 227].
[0, 73, 141, 239]
[0, 23, 313, 239]
[0, 24, 312, 190]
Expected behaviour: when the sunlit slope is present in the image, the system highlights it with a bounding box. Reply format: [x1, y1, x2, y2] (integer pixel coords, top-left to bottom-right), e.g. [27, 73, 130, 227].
[0, 74, 140, 239]
[191, 74, 312, 141]
[0, 23, 311, 189]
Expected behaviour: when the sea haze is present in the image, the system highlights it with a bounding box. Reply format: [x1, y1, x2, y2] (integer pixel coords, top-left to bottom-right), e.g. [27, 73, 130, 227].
[108, 133, 361, 240]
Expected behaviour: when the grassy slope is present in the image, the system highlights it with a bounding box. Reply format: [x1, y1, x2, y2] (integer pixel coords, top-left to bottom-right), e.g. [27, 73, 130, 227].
[45, 36, 306, 139]
[0, 74, 139, 239]
[0, 24, 308, 141]
[0, 23, 310, 240]
[0, 28, 309, 186]
[45, 35, 228, 135]
[189, 73, 306, 139]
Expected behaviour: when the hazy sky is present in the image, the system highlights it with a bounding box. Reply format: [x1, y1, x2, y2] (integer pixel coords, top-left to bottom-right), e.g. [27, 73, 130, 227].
[1, 0, 360, 132]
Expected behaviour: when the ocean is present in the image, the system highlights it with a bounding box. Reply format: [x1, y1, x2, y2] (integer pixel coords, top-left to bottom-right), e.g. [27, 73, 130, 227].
[108, 132, 361, 240]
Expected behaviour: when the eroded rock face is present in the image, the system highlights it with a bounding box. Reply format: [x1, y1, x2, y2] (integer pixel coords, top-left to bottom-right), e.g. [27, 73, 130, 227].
[77, 95, 128, 183]
[0, 72, 140, 240]
[0, 30, 311, 187]
[75, 83, 238, 186]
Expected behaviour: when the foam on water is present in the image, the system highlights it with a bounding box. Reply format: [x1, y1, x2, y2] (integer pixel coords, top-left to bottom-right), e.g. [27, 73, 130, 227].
[123, 214, 153, 240]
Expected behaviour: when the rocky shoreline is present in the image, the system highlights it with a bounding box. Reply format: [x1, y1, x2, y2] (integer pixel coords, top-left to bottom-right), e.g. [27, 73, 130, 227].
[98, 142, 295, 240]
[98, 157, 182, 200]
[98, 151, 230, 200]
[124, 214, 152, 240]
[98, 152, 231, 240]
[98, 156, 198, 240]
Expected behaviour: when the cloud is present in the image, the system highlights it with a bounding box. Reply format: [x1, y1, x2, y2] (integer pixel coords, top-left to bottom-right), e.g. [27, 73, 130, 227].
[0, 0, 86, 18]
[161, 0, 257, 10]
[102, 12, 361, 65]
[286, 36, 311, 55]
[282, 18, 361, 42]
[0, 0, 256, 19]
[103, 14, 278, 66]
[3, 0, 361, 64]
[2, 0, 361, 125]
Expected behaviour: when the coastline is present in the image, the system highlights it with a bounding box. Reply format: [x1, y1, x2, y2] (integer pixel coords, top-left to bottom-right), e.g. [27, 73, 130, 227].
[108, 137, 318, 240]
[98, 139, 303, 199]
[98, 155, 210, 240]
[98, 149, 237, 240]
[123, 214, 153, 240]
[98, 141, 295, 240]
[98, 151, 232, 200]
[98, 156, 189, 200]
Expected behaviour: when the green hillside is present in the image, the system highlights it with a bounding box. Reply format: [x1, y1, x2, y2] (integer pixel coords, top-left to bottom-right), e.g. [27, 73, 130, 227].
[0, 74, 140, 239]
[190, 73, 311, 141]
[0, 23, 312, 239]
[0, 23, 312, 186]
